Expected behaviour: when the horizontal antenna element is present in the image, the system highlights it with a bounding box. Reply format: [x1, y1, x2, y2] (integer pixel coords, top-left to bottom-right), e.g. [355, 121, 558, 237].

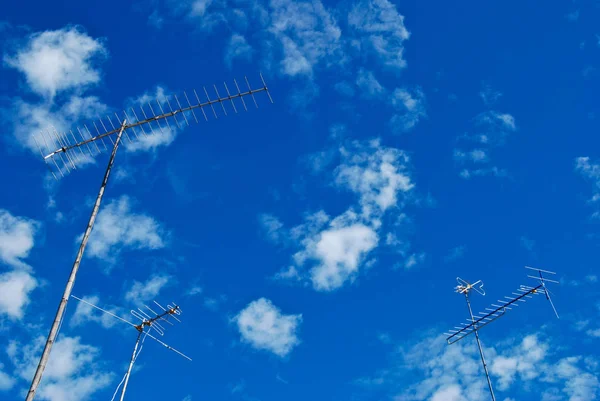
[35, 74, 273, 178]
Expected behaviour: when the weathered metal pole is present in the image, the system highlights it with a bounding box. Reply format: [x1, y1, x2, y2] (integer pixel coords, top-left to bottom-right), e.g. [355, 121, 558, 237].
[119, 330, 143, 401]
[465, 293, 496, 401]
[25, 120, 128, 401]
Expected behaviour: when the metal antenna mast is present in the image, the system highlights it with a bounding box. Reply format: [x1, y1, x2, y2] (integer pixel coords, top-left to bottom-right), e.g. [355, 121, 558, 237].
[443, 267, 560, 401]
[70, 296, 191, 401]
[26, 74, 272, 401]
[454, 278, 496, 401]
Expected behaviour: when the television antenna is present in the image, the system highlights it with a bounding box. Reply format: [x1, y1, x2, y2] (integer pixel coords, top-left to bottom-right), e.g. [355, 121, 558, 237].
[25, 74, 272, 401]
[71, 295, 191, 401]
[443, 267, 560, 401]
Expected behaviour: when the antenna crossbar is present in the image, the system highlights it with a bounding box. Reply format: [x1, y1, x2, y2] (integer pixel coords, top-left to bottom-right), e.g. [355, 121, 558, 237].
[445, 284, 542, 344]
[39, 75, 272, 163]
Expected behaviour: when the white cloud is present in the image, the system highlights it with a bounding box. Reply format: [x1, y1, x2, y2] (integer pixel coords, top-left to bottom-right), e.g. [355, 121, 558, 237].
[225, 33, 253, 68]
[86, 195, 167, 263]
[390, 87, 427, 133]
[124, 86, 178, 152]
[363, 332, 600, 401]
[356, 69, 385, 98]
[4, 27, 108, 156]
[69, 295, 121, 329]
[575, 157, 600, 218]
[12, 95, 107, 153]
[335, 138, 413, 219]
[348, 0, 410, 70]
[445, 245, 466, 262]
[303, 217, 378, 291]
[259, 213, 285, 244]
[282, 139, 416, 291]
[7, 335, 113, 401]
[268, 0, 343, 76]
[0, 363, 15, 391]
[125, 274, 172, 304]
[234, 298, 302, 357]
[0, 209, 38, 269]
[0, 270, 38, 320]
[4, 27, 106, 99]
[455, 109, 516, 179]
[403, 252, 425, 269]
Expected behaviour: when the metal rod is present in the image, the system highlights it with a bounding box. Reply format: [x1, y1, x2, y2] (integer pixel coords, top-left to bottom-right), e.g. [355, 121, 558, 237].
[25, 120, 128, 401]
[193, 90, 208, 121]
[465, 293, 496, 401]
[119, 331, 142, 401]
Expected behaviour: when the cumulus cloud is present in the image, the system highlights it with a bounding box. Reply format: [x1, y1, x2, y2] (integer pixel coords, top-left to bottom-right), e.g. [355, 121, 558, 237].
[0, 209, 39, 321]
[280, 139, 416, 291]
[0, 270, 38, 320]
[335, 139, 413, 219]
[3, 27, 108, 154]
[4, 27, 106, 99]
[7, 335, 113, 401]
[0, 363, 14, 391]
[86, 196, 167, 263]
[234, 298, 302, 357]
[0, 209, 38, 269]
[125, 274, 172, 304]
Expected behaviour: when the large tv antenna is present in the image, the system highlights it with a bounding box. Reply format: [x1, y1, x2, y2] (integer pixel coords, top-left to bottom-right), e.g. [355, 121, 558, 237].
[443, 267, 559, 401]
[71, 295, 191, 401]
[26, 74, 272, 401]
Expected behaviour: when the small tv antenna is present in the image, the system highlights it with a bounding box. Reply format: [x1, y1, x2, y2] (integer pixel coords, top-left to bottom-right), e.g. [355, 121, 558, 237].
[71, 295, 191, 401]
[26, 74, 272, 401]
[443, 267, 560, 401]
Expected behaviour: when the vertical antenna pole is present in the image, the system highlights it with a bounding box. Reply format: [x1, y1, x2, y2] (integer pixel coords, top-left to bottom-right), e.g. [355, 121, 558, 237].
[465, 293, 496, 401]
[119, 330, 143, 401]
[25, 119, 128, 401]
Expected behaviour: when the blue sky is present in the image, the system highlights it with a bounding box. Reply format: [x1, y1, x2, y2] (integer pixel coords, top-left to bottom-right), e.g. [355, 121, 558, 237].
[0, 0, 599, 400]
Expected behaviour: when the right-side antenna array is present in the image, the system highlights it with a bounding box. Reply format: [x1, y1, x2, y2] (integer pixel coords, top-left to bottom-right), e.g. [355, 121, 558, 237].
[443, 267, 560, 401]
[33, 74, 272, 179]
[444, 267, 560, 344]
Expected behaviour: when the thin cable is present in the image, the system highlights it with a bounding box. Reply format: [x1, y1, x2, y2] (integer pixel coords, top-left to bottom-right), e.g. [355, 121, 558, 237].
[109, 332, 148, 401]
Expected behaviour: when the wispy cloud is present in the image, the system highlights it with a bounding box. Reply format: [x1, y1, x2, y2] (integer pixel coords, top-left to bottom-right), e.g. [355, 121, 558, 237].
[85, 195, 167, 264]
[389, 87, 427, 133]
[358, 332, 600, 401]
[455, 96, 517, 179]
[575, 156, 600, 218]
[348, 0, 410, 70]
[125, 273, 172, 304]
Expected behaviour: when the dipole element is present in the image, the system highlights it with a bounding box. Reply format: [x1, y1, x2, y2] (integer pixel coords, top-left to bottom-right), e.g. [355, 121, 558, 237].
[25, 120, 128, 401]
